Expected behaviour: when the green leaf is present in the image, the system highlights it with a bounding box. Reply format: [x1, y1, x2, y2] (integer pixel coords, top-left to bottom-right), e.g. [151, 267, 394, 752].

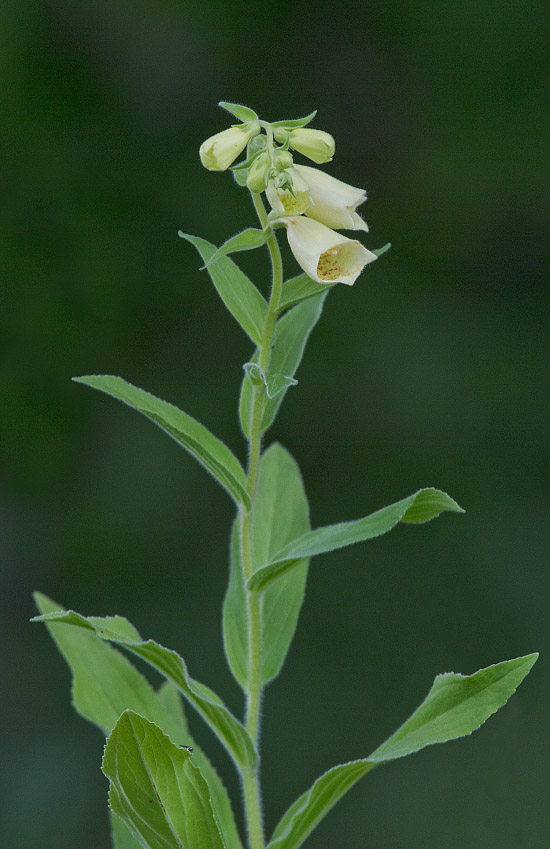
[243, 363, 298, 399]
[268, 654, 538, 849]
[201, 229, 270, 270]
[219, 101, 258, 122]
[32, 606, 257, 771]
[278, 274, 336, 313]
[156, 684, 244, 849]
[180, 232, 268, 344]
[248, 488, 463, 593]
[223, 444, 311, 690]
[111, 813, 143, 849]
[103, 710, 226, 849]
[73, 375, 250, 509]
[33, 593, 182, 736]
[239, 293, 328, 438]
[270, 111, 317, 130]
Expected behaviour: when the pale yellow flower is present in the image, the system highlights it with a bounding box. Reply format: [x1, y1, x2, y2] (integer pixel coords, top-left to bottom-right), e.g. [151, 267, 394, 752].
[199, 125, 258, 171]
[266, 168, 311, 216]
[275, 128, 335, 164]
[279, 216, 377, 285]
[293, 164, 369, 231]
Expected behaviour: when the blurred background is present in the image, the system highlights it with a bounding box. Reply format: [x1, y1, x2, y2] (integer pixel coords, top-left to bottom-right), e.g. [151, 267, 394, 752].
[2, 0, 548, 846]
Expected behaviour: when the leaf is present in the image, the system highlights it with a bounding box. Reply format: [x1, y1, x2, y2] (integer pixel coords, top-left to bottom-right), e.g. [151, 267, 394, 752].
[243, 363, 298, 399]
[278, 274, 336, 313]
[239, 293, 327, 438]
[219, 101, 259, 123]
[222, 445, 311, 690]
[248, 488, 464, 593]
[103, 710, 226, 849]
[32, 606, 257, 771]
[268, 654, 538, 849]
[156, 684, 244, 849]
[270, 111, 317, 130]
[179, 232, 267, 344]
[73, 375, 250, 509]
[111, 813, 143, 849]
[201, 229, 270, 270]
[33, 593, 181, 736]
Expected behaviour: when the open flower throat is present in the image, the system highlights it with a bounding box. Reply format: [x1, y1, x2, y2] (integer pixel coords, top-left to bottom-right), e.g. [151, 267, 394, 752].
[199, 103, 379, 285]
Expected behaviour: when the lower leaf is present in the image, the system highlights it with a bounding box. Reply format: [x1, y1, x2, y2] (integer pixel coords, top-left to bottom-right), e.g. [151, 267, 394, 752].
[268, 653, 538, 849]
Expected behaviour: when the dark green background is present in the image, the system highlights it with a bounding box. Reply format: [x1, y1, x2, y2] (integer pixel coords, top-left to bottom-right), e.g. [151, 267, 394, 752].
[2, 1, 548, 847]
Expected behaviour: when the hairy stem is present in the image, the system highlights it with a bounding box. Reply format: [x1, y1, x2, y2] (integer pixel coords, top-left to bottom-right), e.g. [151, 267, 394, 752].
[239, 190, 284, 849]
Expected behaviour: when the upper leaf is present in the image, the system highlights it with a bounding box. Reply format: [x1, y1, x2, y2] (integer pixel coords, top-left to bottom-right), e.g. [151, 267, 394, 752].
[103, 710, 226, 849]
[239, 293, 328, 438]
[270, 111, 317, 130]
[32, 605, 257, 771]
[248, 488, 464, 593]
[278, 274, 336, 313]
[73, 375, 250, 509]
[199, 228, 270, 270]
[267, 654, 538, 849]
[222, 444, 311, 690]
[180, 232, 268, 345]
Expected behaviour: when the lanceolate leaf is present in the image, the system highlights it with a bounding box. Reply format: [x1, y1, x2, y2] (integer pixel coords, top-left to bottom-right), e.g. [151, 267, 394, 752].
[240, 293, 327, 438]
[111, 813, 143, 849]
[222, 444, 310, 690]
[243, 363, 298, 399]
[270, 111, 317, 130]
[73, 375, 250, 509]
[180, 232, 268, 345]
[32, 607, 257, 771]
[156, 684, 244, 849]
[103, 711, 226, 849]
[278, 273, 336, 312]
[268, 654, 538, 849]
[248, 488, 463, 593]
[200, 229, 269, 269]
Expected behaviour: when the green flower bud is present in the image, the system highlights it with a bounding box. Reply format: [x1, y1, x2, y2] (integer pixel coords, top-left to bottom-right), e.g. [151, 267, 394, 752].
[246, 151, 271, 193]
[275, 127, 335, 164]
[273, 150, 294, 171]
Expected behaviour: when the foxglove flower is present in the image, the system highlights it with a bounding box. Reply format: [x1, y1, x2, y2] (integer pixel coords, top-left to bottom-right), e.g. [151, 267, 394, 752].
[199, 124, 259, 171]
[279, 216, 377, 285]
[293, 164, 369, 231]
[266, 167, 311, 216]
[275, 128, 335, 164]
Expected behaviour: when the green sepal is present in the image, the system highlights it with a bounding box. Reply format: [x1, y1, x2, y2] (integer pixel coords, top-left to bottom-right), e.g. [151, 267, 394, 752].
[233, 167, 249, 187]
[372, 242, 391, 257]
[180, 232, 268, 345]
[248, 488, 464, 593]
[267, 654, 538, 849]
[219, 101, 259, 122]
[278, 273, 336, 313]
[239, 293, 327, 438]
[243, 363, 298, 399]
[103, 711, 226, 849]
[73, 374, 250, 509]
[200, 229, 270, 270]
[270, 111, 317, 130]
[32, 605, 257, 771]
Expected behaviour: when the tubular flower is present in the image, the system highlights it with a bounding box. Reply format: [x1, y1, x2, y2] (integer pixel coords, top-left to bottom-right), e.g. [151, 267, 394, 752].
[266, 167, 311, 216]
[279, 216, 377, 285]
[275, 128, 335, 164]
[293, 164, 369, 231]
[199, 124, 259, 171]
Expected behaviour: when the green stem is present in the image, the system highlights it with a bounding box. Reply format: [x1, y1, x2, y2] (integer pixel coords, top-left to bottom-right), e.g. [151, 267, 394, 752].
[238, 190, 284, 849]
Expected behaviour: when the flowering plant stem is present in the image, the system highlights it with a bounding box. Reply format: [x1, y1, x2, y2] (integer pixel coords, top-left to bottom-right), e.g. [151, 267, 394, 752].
[240, 190, 284, 849]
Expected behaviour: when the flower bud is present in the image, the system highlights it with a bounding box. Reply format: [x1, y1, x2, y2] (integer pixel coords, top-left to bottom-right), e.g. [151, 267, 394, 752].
[293, 164, 369, 231]
[266, 167, 311, 216]
[273, 150, 294, 171]
[246, 151, 271, 193]
[278, 216, 377, 285]
[199, 123, 260, 171]
[275, 128, 335, 164]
